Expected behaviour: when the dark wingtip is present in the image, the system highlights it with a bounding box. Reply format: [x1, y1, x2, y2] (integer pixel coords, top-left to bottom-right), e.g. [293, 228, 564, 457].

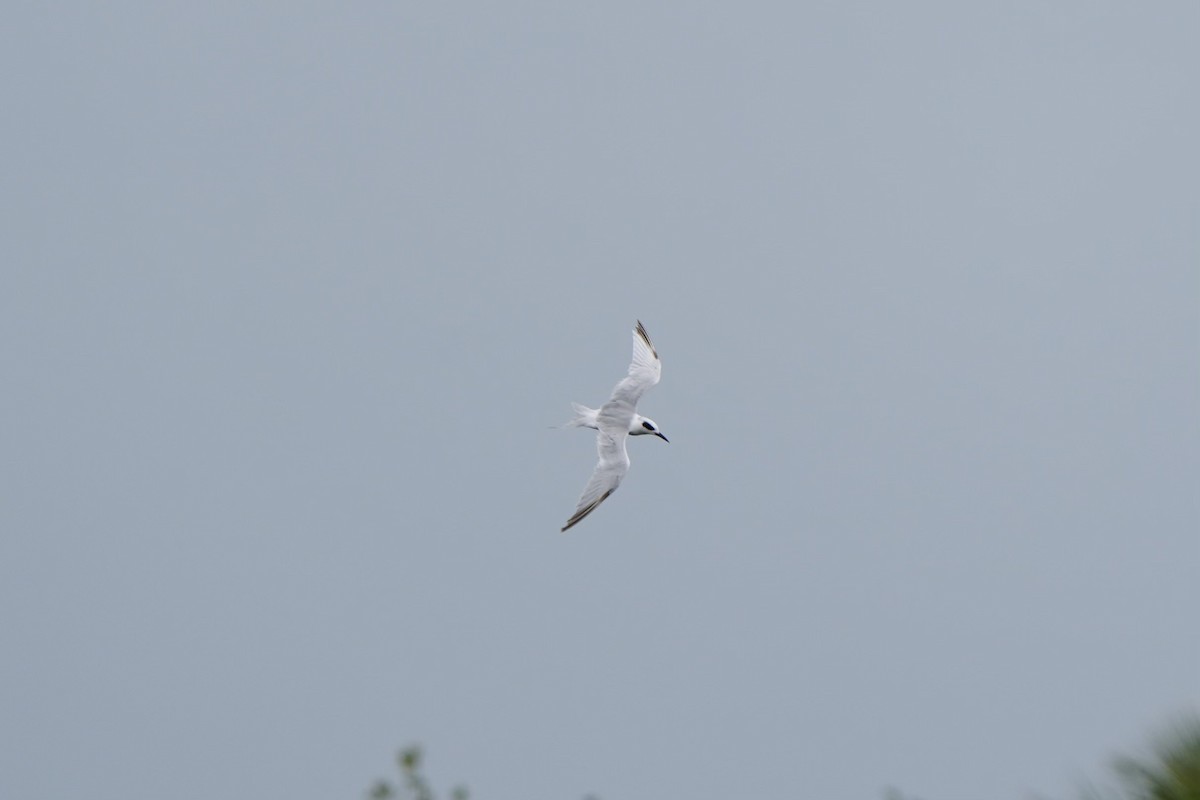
[560, 488, 616, 533]
[634, 320, 658, 359]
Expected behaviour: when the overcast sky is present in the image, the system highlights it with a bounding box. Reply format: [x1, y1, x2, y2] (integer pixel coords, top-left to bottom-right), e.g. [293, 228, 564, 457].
[2, 4, 1197, 800]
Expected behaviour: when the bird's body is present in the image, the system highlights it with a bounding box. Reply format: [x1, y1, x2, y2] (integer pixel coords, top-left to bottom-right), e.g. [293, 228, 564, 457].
[560, 321, 668, 532]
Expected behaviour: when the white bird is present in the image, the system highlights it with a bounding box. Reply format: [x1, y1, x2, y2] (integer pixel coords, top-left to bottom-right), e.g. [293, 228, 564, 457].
[560, 321, 668, 532]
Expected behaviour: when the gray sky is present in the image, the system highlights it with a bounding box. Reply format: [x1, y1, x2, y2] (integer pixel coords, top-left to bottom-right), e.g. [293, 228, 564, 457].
[2, 4, 1197, 800]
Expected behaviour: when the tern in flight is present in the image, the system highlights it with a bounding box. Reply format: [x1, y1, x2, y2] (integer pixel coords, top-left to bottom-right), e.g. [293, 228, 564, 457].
[560, 321, 668, 532]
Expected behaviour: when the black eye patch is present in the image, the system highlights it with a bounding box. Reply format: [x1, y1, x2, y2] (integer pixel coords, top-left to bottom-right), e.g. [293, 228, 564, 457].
[641, 421, 654, 431]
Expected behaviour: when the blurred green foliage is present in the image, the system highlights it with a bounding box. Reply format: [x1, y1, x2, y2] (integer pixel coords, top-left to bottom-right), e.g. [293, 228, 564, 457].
[367, 746, 468, 800]
[885, 715, 1200, 800]
[1105, 716, 1200, 800]
[372, 715, 1199, 800]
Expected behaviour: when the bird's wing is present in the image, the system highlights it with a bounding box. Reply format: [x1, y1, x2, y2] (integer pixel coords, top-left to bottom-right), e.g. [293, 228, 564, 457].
[605, 320, 662, 414]
[561, 429, 630, 532]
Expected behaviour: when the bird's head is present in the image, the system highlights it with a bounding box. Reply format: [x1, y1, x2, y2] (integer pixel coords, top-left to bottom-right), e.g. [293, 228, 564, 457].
[631, 415, 669, 442]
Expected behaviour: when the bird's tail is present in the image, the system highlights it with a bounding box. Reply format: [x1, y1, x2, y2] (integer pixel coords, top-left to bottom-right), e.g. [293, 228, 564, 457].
[561, 402, 600, 430]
